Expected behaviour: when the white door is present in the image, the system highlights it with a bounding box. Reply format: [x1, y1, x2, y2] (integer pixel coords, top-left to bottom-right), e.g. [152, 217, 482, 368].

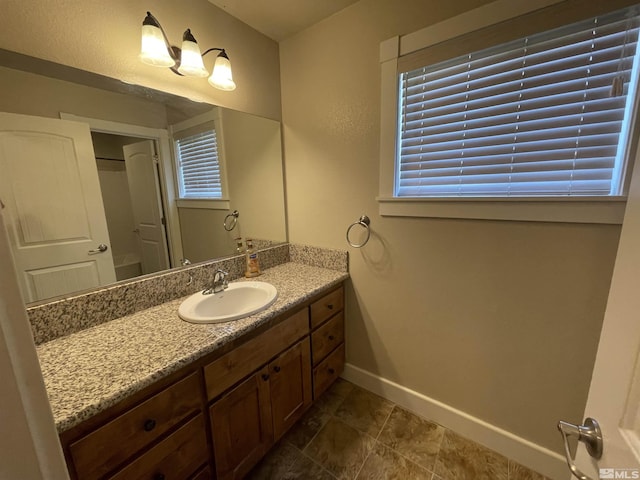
[0, 112, 116, 303]
[570, 150, 640, 479]
[122, 140, 170, 275]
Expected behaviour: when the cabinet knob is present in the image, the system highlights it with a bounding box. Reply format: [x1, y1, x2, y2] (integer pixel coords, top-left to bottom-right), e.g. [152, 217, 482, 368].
[328, 368, 335, 375]
[154, 474, 166, 480]
[261, 373, 270, 381]
[328, 335, 335, 341]
[273, 365, 281, 373]
[327, 304, 334, 310]
[143, 419, 157, 431]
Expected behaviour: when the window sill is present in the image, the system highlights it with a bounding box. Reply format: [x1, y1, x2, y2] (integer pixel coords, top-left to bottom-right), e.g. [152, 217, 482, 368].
[377, 197, 626, 224]
[176, 199, 231, 210]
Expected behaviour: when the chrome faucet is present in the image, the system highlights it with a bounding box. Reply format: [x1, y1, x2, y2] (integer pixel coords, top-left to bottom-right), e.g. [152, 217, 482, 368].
[204, 269, 229, 295]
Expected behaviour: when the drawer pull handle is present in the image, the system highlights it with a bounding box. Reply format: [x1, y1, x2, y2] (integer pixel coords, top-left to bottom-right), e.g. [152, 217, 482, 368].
[327, 304, 334, 310]
[328, 368, 335, 375]
[262, 373, 270, 381]
[154, 474, 166, 480]
[273, 365, 281, 373]
[328, 335, 335, 341]
[143, 419, 157, 432]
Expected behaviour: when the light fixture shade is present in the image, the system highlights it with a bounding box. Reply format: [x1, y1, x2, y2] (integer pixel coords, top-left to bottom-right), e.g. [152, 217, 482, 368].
[208, 50, 236, 91]
[139, 18, 175, 67]
[177, 29, 209, 77]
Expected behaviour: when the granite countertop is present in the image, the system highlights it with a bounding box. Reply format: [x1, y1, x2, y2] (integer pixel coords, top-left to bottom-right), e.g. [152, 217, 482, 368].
[36, 262, 349, 433]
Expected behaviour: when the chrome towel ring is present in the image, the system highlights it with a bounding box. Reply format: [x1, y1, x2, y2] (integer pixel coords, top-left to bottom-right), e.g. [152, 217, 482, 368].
[223, 210, 239, 231]
[346, 215, 370, 248]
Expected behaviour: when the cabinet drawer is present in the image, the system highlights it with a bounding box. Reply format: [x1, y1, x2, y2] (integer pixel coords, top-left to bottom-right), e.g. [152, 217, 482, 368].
[204, 308, 309, 400]
[110, 414, 208, 480]
[313, 343, 345, 399]
[310, 286, 344, 329]
[69, 372, 201, 480]
[311, 312, 344, 366]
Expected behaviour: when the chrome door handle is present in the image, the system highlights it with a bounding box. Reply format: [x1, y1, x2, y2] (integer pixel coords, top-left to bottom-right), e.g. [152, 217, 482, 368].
[88, 244, 108, 254]
[557, 417, 603, 480]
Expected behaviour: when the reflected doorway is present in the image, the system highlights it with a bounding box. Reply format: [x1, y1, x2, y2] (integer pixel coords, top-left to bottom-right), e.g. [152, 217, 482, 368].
[92, 132, 171, 281]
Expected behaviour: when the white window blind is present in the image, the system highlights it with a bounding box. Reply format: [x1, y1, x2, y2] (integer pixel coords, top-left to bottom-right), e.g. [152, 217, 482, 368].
[176, 129, 223, 198]
[396, 6, 640, 198]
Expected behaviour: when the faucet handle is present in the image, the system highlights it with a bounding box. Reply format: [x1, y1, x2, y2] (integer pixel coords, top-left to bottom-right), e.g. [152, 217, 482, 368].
[214, 268, 228, 278]
[204, 269, 230, 295]
[214, 269, 229, 289]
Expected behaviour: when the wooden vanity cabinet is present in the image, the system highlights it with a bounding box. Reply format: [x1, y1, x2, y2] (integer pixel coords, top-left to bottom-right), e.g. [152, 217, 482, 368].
[59, 283, 345, 480]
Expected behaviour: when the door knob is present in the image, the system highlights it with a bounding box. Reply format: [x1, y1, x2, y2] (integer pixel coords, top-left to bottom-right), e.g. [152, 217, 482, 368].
[88, 244, 108, 254]
[557, 417, 603, 480]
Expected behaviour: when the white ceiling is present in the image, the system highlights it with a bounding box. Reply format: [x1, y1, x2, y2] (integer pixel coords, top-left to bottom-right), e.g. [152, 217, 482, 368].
[207, 0, 360, 41]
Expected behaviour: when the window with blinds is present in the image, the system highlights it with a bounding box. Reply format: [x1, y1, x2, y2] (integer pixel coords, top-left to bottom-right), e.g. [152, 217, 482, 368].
[175, 129, 223, 199]
[396, 5, 640, 198]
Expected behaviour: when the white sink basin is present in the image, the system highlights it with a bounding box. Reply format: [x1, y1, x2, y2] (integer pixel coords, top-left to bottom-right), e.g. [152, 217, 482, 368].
[178, 281, 278, 324]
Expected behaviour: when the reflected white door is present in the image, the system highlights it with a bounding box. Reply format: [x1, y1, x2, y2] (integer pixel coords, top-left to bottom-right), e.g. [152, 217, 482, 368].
[0, 112, 116, 303]
[572, 150, 640, 479]
[122, 140, 169, 274]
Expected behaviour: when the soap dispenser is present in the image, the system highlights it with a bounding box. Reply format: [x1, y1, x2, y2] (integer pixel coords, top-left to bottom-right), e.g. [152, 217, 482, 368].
[244, 238, 261, 278]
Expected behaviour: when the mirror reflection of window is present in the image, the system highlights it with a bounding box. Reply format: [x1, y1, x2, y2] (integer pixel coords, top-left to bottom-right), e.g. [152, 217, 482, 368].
[176, 129, 224, 199]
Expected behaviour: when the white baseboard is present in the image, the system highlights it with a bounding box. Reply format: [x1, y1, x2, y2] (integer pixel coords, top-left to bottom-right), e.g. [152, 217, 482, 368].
[341, 363, 568, 480]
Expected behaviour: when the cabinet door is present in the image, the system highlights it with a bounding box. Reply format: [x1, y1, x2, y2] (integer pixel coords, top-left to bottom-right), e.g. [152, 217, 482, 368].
[270, 338, 312, 440]
[209, 367, 273, 480]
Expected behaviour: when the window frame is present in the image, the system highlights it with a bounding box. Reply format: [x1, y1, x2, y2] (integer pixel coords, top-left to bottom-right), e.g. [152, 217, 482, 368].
[171, 108, 230, 210]
[378, 0, 639, 224]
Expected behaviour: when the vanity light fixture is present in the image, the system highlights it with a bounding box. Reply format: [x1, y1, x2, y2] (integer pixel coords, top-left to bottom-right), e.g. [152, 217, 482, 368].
[139, 11, 236, 91]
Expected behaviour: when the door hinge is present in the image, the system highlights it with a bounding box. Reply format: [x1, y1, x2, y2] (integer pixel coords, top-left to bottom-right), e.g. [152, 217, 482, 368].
[153, 154, 159, 165]
[161, 217, 166, 226]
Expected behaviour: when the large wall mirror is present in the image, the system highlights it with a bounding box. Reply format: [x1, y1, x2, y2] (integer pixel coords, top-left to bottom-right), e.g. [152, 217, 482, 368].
[0, 50, 287, 305]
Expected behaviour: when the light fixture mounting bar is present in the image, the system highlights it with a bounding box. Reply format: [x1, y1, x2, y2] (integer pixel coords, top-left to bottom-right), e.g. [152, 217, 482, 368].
[202, 47, 225, 56]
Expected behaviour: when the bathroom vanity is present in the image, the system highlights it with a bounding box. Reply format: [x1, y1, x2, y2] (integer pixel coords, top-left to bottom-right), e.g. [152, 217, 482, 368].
[36, 261, 347, 480]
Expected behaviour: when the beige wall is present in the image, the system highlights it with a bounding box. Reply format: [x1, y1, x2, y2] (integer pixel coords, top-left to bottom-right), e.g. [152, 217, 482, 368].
[0, 66, 169, 128]
[222, 108, 287, 242]
[179, 208, 238, 262]
[280, 0, 621, 453]
[0, 0, 281, 120]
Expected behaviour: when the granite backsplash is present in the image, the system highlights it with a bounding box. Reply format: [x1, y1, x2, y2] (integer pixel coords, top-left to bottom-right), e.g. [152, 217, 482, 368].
[27, 243, 347, 344]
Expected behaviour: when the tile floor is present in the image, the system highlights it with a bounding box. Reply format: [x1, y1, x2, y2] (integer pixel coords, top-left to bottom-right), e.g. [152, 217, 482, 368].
[247, 379, 551, 480]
